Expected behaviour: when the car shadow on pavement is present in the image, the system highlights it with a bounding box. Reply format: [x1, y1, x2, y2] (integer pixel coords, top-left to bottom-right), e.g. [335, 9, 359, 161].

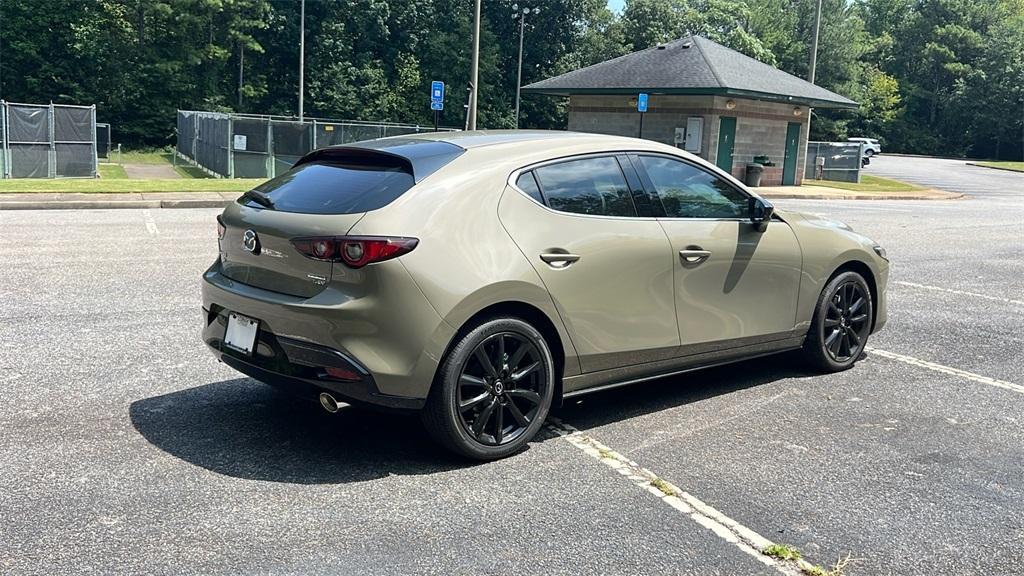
[552, 352, 815, 432]
[129, 378, 460, 484]
[130, 354, 818, 484]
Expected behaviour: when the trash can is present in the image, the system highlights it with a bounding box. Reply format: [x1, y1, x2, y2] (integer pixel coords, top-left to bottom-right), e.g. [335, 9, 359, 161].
[745, 163, 764, 187]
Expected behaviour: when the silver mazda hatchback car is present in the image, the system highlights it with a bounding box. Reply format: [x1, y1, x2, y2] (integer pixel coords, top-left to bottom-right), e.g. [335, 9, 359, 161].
[203, 130, 888, 460]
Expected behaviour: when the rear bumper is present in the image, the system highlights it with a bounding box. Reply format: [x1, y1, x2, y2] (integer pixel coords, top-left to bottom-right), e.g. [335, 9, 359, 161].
[201, 259, 455, 408]
[203, 307, 425, 411]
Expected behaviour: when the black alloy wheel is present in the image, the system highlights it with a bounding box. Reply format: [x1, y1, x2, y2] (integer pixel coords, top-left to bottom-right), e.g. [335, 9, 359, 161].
[822, 280, 871, 362]
[803, 271, 873, 372]
[422, 317, 554, 460]
[456, 332, 545, 446]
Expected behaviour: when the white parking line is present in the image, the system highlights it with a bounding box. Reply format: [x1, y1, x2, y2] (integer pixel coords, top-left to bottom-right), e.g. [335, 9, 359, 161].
[895, 281, 1023, 306]
[142, 210, 159, 236]
[867, 347, 1024, 395]
[547, 419, 809, 576]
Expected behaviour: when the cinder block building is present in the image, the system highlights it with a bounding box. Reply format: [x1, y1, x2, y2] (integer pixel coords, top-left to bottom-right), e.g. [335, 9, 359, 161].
[522, 35, 857, 186]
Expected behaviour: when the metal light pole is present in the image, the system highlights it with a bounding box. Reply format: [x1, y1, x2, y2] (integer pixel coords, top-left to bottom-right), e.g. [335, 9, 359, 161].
[238, 43, 244, 109]
[467, 0, 482, 130]
[808, 0, 823, 84]
[513, 4, 540, 129]
[298, 0, 305, 120]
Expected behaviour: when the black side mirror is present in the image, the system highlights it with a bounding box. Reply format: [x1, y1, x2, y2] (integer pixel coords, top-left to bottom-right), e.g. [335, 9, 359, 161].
[748, 197, 774, 232]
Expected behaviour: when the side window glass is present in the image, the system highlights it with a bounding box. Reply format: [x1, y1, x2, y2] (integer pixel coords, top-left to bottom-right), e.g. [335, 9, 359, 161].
[534, 156, 637, 217]
[515, 171, 544, 204]
[637, 155, 747, 219]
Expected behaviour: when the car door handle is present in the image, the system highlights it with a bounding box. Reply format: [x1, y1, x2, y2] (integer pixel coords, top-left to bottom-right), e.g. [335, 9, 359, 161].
[540, 253, 581, 267]
[679, 249, 711, 264]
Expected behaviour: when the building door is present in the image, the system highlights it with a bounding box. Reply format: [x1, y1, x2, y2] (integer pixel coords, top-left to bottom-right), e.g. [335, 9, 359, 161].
[716, 116, 736, 174]
[782, 122, 801, 185]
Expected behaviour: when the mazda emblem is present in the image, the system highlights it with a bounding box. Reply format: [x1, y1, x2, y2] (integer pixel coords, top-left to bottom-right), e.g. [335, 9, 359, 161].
[242, 229, 260, 254]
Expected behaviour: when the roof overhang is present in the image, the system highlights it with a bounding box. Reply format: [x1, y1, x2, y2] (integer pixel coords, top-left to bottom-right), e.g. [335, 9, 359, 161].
[521, 86, 858, 110]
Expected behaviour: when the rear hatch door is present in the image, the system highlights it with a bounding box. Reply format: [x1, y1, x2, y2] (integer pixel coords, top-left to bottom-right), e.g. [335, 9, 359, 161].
[219, 204, 361, 298]
[216, 142, 464, 298]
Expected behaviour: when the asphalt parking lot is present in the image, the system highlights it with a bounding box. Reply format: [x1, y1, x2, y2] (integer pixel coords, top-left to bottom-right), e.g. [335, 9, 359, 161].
[1, 157, 1022, 575]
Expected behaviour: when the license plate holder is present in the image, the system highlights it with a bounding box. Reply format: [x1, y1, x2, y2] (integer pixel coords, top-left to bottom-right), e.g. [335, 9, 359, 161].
[224, 312, 259, 355]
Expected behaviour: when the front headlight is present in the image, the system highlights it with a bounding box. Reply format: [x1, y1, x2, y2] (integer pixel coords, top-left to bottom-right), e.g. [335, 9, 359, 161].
[873, 245, 888, 261]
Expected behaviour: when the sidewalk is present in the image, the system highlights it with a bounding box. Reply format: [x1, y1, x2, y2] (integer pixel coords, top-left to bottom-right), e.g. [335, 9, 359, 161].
[0, 191, 235, 210]
[756, 185, 963, 201]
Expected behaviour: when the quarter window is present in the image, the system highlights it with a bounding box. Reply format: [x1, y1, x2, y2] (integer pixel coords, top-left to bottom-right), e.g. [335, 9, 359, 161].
[534, 156, 637, 217]
[637, 155, 747, 219]
[515, 171, 544, 204]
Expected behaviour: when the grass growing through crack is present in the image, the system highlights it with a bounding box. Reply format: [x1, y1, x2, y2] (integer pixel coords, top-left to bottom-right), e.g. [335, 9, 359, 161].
[803, 554, 852, 576]
[649, 478, 678, 496]
[762, 543, 802, 561]
[597, 447, 616, 460]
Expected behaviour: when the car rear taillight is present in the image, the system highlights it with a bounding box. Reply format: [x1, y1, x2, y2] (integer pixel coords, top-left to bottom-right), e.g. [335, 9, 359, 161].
[216, 215, 226, 240]
[291, 236, 418, 268]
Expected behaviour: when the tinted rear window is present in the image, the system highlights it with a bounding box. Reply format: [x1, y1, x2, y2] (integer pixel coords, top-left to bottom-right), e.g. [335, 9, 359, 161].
[515, 171, 544, 204]
[242, 159, 415, 214]
[534, 156, 637, 217]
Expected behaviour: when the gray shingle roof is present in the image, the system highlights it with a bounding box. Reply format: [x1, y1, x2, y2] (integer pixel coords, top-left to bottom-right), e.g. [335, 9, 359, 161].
[522, 35, 857, 109]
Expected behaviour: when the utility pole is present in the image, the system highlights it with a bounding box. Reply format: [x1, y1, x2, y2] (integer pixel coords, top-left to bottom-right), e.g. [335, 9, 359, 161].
[467, 0, 481, 130]
[238, 43, 244, 109]
[802, 0, 824, 183]
[298, 0, 305, 121]
[808, 0, 823, 85]
[513, 5, 540, 129]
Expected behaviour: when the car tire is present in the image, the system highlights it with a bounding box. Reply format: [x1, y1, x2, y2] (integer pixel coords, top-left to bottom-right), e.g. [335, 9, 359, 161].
[864, 149, 874, 157]
[421, 317, 555, 460]
[802, 271, 873, 373]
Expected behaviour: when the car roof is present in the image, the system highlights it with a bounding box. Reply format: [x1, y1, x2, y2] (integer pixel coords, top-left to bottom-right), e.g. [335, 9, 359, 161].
[349, 129, 642, 150]
[323, 129, 678, 173]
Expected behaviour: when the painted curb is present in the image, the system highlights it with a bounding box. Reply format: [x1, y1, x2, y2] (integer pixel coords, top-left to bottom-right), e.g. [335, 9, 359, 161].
[0, 199, 232, 210]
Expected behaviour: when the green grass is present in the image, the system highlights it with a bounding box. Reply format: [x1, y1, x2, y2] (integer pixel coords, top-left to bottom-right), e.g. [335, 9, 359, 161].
[649, 478, 678, 497]
[804, 174, 922, 192]
[98, 163, 128, 179]
[975, 161, 1024, 172]
[762, 543, 802, 561]
[116, 148, 176, 165]
[173, 164, 216, 178]
[110, 147, 215, 178]
[0, 146, 263, 193]
[0, 178, 263, 194]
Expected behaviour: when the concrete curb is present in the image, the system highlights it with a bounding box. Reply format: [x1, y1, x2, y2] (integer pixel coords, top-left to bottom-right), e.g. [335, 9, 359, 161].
[884, 153, 978, 161]
[965, 162, 1024, 174]
[760, 192, 965, 201]
[0, 198, 233, 210]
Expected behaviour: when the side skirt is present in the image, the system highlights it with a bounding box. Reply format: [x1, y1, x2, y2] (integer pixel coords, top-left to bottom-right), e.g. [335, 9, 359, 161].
[562, 334, 805, 399]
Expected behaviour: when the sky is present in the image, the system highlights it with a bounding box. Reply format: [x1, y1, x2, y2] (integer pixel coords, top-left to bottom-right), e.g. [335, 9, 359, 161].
[607, 0, 626, 13]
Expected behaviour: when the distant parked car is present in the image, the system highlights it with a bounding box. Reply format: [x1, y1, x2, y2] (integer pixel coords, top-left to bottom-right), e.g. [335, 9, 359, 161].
[848, 137, 881, 157]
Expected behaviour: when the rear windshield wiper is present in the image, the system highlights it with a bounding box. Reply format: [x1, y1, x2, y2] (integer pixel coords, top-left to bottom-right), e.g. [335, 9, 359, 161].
[241, 189, 274, 209]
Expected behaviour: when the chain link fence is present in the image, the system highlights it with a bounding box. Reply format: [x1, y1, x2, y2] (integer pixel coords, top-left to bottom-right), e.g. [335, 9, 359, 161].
[176, 110, 457, 179]
[805, 141, 863, 183]
[1, 101, 98, 178]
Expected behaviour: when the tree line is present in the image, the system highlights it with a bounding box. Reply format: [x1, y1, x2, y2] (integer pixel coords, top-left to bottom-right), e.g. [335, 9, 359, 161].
[1, 0, 1021, 159]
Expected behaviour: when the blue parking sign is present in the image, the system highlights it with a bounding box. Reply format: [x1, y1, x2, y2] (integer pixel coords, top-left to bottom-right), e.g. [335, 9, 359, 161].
[431, 100, 443, 111]
[637, 93, 649, 113]
[431, 81, 445, 102]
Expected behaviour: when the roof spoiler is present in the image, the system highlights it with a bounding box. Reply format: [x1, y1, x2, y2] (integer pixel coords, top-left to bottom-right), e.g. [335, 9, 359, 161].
[293, 139, 465, 183]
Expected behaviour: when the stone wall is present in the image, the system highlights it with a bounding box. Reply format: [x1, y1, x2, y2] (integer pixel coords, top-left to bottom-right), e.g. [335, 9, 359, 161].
[567, 94, 810, 186]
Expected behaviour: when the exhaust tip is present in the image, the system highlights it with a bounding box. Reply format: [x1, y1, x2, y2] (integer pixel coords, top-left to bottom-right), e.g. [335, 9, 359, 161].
[319, 392, 343, 414]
